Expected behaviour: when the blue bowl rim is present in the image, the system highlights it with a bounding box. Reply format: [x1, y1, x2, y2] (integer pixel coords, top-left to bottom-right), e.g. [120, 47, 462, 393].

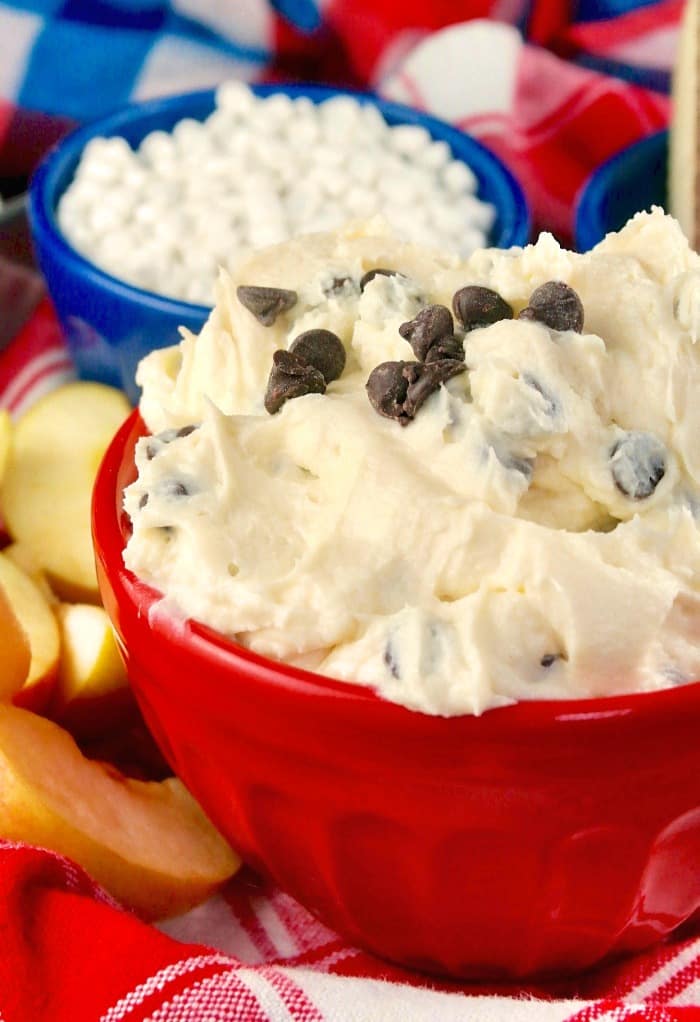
[29, 82, 531, 320]
[574, 128, 668, 253]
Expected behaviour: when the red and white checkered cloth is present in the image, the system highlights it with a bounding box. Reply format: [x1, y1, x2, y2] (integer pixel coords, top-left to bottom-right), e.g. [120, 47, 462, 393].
[0, 4, 698, 1019]
[0, 839, 699, 1022]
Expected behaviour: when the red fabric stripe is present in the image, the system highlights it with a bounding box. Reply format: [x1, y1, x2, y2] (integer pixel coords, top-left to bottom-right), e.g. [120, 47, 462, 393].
[2, 354, 73, 416]
[0, 298, 67, 406]
[224, 884, 282, 961]
[0, 844, 217, 1022]
[653, 955, 700, 1005]
[259, 967, 325, 1022]
[562, 0, 684, 58]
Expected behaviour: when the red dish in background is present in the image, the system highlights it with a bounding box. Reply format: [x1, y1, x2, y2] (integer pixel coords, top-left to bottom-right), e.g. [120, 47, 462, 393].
[93, 409, 700, 980]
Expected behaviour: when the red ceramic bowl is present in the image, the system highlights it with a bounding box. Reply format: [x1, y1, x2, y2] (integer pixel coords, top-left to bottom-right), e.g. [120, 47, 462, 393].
[93, 410, 700, 980]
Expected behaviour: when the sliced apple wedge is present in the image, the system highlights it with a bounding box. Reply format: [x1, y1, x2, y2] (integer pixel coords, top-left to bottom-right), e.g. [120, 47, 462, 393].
[0, 704, 240, 919]
[3, 541, 57, 606]
[52, 602, 136, 738]
[0, 580, 31, 701]
[0, 409, 11, 487]
[0, 382, 130, 603]
[0, 553, 59, 712]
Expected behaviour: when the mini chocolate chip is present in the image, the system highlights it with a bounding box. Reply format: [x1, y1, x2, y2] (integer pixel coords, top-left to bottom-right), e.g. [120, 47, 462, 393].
[323, 275, 355, 296]
[359, 268, 403, 292]
[383, 640, 400, 679]
[610, 431, 666, 500]
[163, 479, 190, 498]
[540, 653, 560, 668]
[265, 350, 326, 414]
[522, 373, 559, 420]
[138, 493, 149, 510]
[501, 453, 535, 482]
[366, 361, 412, 424]
[289, 329, 346, 384]
[366, 359, 466, 426]
[518, 281, 584, 333]
[403, 360, 466, 420]
[399, 304, 454, 361]
[424, 335, 465, 364]
[237, 285, 298, 326]
[146, 424, 198, 459]
[452, 286, 513, 331]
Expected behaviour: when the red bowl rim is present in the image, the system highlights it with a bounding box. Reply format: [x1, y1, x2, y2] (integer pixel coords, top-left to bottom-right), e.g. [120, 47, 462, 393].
[93, 408, 700, 730]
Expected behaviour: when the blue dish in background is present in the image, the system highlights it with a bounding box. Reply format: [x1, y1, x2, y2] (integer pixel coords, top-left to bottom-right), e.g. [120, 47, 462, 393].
[29, 84, 531, 404]
[575, 130, 667, 252]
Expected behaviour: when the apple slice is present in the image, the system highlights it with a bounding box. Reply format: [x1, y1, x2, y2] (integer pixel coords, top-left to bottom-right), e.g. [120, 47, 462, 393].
[0, 382, 131, 603]
[52, 602, 136, 738]
[0, 580, 31, 700]
[0, 409, 10, 487]
[3, 541, 57, 606]
[0, 553, 59, 712]
[0, 704, 240, 920]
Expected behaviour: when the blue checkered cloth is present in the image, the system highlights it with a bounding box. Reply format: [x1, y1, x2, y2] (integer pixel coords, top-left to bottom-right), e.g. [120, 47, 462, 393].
[0, 0, 325, 120]
[0, 0, 675, 125]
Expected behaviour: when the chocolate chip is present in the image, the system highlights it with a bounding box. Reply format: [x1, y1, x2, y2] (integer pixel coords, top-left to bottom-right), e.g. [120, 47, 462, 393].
[452, 286, 513, 331]
[265, 350, 326, 414]
[399, 304, 455, 361]
[501, 453, 535, 482]
[366, 359, 466, 426]
[289, 329, 346, 384]
[237, 285, 298, 326]
[540, 653, 560, 668]
[383, 640, 400, 679]
[145, 424, 198, 460]
[403, 360, 466, 420]
[138, 493, 149, 510]
[366, 361, 412, 425]
[522, 373, 559, 420]
[610, 431, 666, 500]
[424, 335, 465, 364]
[518, 281, 584, 333]
[162, 479, 190, 498]
[359, 268, 403, 292]
[323, 275, 356, 296]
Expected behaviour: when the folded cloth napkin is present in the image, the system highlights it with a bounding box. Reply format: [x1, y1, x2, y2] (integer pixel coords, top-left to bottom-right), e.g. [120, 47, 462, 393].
[0, 839, 699, 1021]
[0, 2, 697, 1020]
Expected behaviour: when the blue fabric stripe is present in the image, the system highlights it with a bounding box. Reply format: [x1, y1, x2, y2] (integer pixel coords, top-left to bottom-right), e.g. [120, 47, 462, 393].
[574, 51, 670, 92]
[574, 0, 658, 22]
[0, 0, 62, 13]
[269, 0, 321, 33]
[58, 0, 166, 30]
[18, 19, 155, 117]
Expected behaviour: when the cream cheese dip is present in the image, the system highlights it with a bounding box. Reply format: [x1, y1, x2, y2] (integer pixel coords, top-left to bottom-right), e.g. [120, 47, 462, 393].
[124, 209, 700, 715]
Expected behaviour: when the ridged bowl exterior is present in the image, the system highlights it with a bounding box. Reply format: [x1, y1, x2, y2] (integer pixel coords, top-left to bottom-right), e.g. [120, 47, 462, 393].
[93, 411, 700, 979]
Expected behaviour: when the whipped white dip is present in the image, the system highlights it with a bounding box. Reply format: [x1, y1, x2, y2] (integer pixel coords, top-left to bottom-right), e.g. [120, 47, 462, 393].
[124, 210, 700, 715]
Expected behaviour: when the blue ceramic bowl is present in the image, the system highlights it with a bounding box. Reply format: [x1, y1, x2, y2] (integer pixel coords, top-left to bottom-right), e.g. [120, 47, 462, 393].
[29, 84, 530, 403]
[575, 130, 667, 252]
